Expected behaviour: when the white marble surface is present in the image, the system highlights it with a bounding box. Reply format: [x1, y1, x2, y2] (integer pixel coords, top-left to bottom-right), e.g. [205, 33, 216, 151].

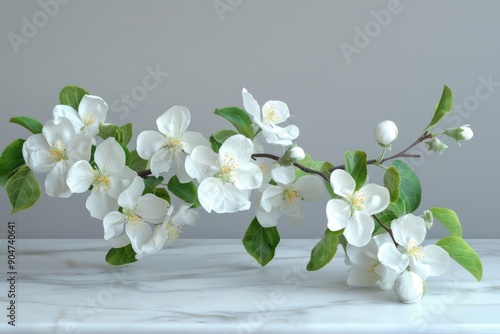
[0, 239, 499, 334]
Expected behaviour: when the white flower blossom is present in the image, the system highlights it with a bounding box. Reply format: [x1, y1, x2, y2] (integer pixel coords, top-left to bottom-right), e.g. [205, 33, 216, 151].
[242, 88, 299, 146]
[378, 214, 451, 281]
[185, 134, 263, 213]
[257, 166, 323, 227]
[136, 106, 209, 181]
[67, 138, 136, 219]
[140, 205, 200, 255]
[102, 177, 169, 259]
[52, 95, 109, 141]
[346, 234, 399, 290]
[22, 117, 92, 198]
[326, 169, 390, 247]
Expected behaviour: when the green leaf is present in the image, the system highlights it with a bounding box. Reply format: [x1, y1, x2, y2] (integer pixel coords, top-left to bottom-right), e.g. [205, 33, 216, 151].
[105, 244, 138, 266]
[383, 166, 400, 203]
[98, 123, 120, 140]
[210, 129, 238, 153]
[153, 187, 171, 203]
[9, 116, 43, 134]
[127, 150, 148, 172]
[306, 229, 342, 271]
[120, 123, 133, 146]
[242, 218, 280, 266]
[167, 175, 200, 208]
[424, 85, 453, 133]
[437, 236, 482, 281]
[0, 139, 26, 187]
[142, 176, 164, 195]
[429, 207, 462, 237]
[387, 197, 406, 218]
[344, 151, 367, 190]
[114, 128, 124, 144]
[214, 107, 255, 138]
[59, 86, 89, 110]
[392, 160, 421, 213]
[6, 166, 41, 214]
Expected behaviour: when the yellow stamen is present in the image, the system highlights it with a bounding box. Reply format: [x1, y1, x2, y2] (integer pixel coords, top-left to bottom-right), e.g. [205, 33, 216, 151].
[262, 105, 280, 124]
[283, 189, 301, 206]
[347, 190, 368, 211]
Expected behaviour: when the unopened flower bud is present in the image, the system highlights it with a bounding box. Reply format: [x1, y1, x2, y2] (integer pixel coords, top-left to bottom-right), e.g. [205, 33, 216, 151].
[444, 125, 473, 144]
[425, 137, 448, 155]
[394, 271, 424, 304]
[423, 210, 434, 229]
[277, 145, 305, 167]
[289, 146, 305, 161]
[375, 120, 398, 149]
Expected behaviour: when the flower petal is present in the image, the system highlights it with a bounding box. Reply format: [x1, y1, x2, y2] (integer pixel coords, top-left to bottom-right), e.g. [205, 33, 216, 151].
[219, 134, 253, 165]
[347, 264, 378, 288]
[326, 199, 350, 231]
[42, 118, 75, 147]
[197, 177, 225, 213]
[272, 124, 299, 141]
[271, 166, 295, 186]
[422, 245, 451, 277]
[22, 134, 53, 173]
[330, 169, 356, 198]
[392, 214, 427, 248]
[347, 238, 378, 265]
[260, 185, 284, 212]
[136, 194, 169, 224]
[171, 153, 191, 183]
[256, 206, 282, 227]
[94, 138, 125, 173]
[118, 177, 144, 209]
[150, 148, 173, 177]
[103, 211, 126, 240]
[360, 183, 390, 215]
[67, 160, 94, 193]
[233, 161, 262, 190]
[66, 134, 92, 163]
[181, 131, 209, 154]
[294, 175, 324, 201]
[136, 130, 165, 160]
[343, 211, 374, 247]
[52, 105, 84, 133]
[86, 191, 119, 220]
[171, 205, 200, 226]
[378, 243, 409, 273]
[106, 234, 130, 249]
[45, 163, 71, 198]
[157, 106, 191, 138]
[214, 184, 251, 213]
[107, 166, 137, 199]
[184, 146, 219, 181]
[126, 220, 153, 258]
[242, 88, 262, 122]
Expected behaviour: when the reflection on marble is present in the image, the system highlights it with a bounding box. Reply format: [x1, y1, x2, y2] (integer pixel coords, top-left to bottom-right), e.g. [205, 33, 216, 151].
[0, 239, 499, 334]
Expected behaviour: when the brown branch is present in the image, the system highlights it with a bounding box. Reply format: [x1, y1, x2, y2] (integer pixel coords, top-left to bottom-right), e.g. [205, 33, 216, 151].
[373, 215, 398, 247]
[251, 153, 330, 182]
[330, 133, 433, 171]
[137, 169, 152, 178]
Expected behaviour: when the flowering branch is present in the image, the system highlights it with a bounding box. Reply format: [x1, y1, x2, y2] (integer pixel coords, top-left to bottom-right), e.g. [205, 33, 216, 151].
[0, 84, 483, 305]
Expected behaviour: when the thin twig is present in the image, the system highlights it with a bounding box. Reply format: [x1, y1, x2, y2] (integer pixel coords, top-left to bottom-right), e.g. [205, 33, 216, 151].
[373, 215, 398, 247]
[251, 153, 330, 182]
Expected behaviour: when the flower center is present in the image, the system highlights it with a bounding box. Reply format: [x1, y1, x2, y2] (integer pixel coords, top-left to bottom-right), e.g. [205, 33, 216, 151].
[163, 222, 182, 241]
[163, 137, 183, 154]
[283, 189, 301, 206]
[262, 105, 280, 124]
[82, 114, 96, 127]
[215, 155, 238, 183]
[49, 141, 68, 163]
[347, 190, 367, 211]
[124, 209, 144, 226]
[406, 240, 424, 259]
[92, 170, 111, 191]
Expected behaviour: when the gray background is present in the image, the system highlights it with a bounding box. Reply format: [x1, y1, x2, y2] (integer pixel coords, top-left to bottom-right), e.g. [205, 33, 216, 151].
[0, 0, 498, 239]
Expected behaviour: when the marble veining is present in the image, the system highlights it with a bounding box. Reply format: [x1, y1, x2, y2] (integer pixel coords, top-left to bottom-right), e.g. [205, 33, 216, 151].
[0, 239, 499, 334]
